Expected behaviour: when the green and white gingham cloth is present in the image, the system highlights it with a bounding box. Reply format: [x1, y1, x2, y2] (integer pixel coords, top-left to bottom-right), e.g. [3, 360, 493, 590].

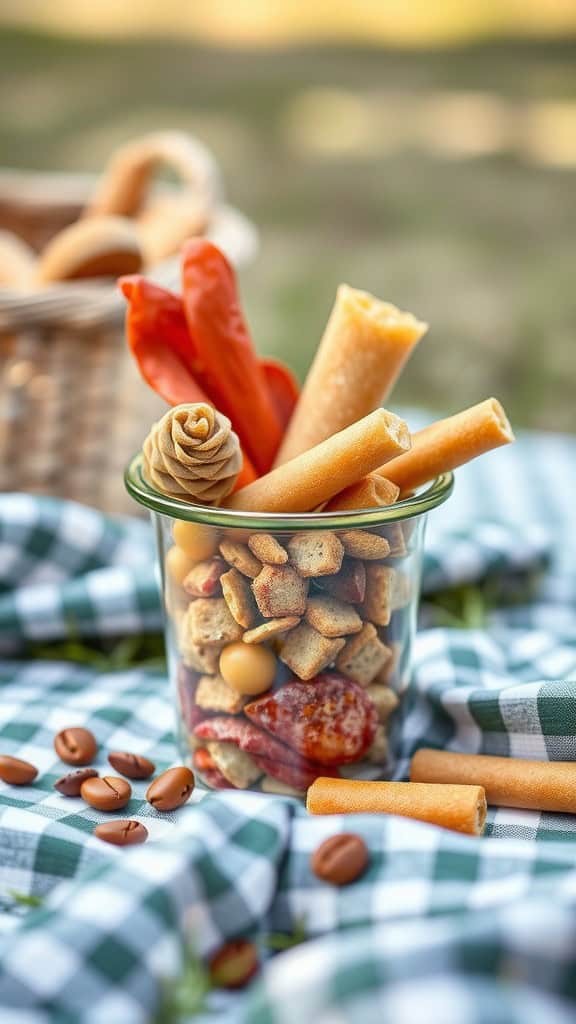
[0, 425, 575, 1023]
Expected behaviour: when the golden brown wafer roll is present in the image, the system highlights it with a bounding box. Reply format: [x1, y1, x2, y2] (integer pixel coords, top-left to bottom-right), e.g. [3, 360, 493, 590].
[306, 777, 486, 836]
[324, 473, 400, 512]
[274, 285, 427, 465]
[226, 409, 410, 514]
[378, 399, 514, 495]
[411, 748, 576, 813]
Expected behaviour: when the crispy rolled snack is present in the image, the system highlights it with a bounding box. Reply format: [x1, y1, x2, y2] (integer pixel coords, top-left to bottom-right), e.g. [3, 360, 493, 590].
[411, 748, 576, 814]
[274, 285, 427, 465]
[379, 398, 514, 495]
[306, 777, 487, 836]
[324, 473, 400, 512]
[226, 409, 410, 514]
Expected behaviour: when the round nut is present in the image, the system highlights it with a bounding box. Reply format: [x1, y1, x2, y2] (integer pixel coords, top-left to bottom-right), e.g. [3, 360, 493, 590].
[108, 752, 156, 780]
[146, 766, 194, 812]
[80, 775, 132, 811]
[94, 820, 148, 847]
[219, 642, 276, 696]
[0, 754, 38, 786]
[172, 522, 220, 561]
[54, 727, 97, 766]
[54, 767, 98, 797]
[310, 833, 369, 886]
[209, 940, 259, 989]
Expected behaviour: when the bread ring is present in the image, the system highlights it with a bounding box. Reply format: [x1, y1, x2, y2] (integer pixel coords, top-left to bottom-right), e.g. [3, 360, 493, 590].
[0, 230, 37, 287]
[85, 131, 221, 220]
[137, 193, 210, 265]
[36, 215, 143, 283]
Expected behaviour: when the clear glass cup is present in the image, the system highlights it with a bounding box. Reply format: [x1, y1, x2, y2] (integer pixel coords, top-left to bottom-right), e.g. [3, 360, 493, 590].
[125, 454, 452, 795]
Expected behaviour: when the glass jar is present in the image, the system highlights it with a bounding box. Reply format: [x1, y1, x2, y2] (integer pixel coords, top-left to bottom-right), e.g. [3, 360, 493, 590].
[125, 455, 452, 795]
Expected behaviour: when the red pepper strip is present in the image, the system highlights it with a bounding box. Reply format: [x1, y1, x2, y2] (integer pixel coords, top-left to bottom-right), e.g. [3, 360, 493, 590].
[260, 357, 299, 431]
[120, 276, 257, 488]
[181, 240, 284, 474]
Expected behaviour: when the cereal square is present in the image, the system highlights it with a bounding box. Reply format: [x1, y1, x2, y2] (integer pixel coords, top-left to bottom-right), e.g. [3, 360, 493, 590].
[219, 539, 262, 578]
[362, 565, 396, 626]
[305, 596, 363, 637]
[365, 684, 399, 723]
[279, 622, 345, 680]
[188, 598, 244, 646]
[366, 724, 389, 764]
[243, 617, 300, 644]
[339, 530, 390, 560]
[248, 533, 288, 565]
[195, 675, 246, 715]
[220, 568, 259, 629]
[336, 623, 392, 686]
[206, 741, 262, 788]
[287, 531, 344, 577]
[252, 565, 308, 618]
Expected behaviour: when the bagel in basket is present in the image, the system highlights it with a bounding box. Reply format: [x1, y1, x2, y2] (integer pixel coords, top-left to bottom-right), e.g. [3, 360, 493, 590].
[36, 215, 143, 283]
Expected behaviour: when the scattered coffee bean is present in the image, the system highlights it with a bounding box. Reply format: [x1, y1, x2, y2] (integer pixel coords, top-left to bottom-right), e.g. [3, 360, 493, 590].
[209, 940, 259, 989]
[54, 767, 98, 797]
[0, 754, 38, 786]
[54, 727, 97, 766]
[107, 751, 155, 780]
[146, 766, 194, 811]
[80, 775, 131, 811]
[310, 833, 369, 886]
[94, 819, 148, 847]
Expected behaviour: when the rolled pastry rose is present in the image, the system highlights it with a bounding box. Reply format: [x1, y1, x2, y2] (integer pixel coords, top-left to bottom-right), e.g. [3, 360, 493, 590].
[143, 403, 242, 504]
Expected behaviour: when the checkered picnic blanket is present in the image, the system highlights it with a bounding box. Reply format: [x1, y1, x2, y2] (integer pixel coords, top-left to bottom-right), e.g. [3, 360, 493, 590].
[0, 425, 576, 1023]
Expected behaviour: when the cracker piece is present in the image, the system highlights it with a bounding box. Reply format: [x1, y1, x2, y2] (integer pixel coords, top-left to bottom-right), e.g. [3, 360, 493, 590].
[195, 674, 247, 715]
[183, 558, 226, 598]
[252, 565, 308, 618]
[391, 572, 412, 611]
[339, 530, 390, 560]
[278, 622, 345, 680]
[248, 533, 288, 565]
[383, 523, 407, 558]
[365, 683, 399, 723]
[188, 598, 244, 646]
[243, 617, 300, 644]
[305, 596, 363, 637]
[336, 623, 392, 686]
[287, 531, 344, 577]
[206, 741, 262, 788]
[362, 565, 396, 626]
[373, 642, 402, 685]
[220, 568, 259, 628]
[365, 724, 390, 764]
[219, 539, 262, 578]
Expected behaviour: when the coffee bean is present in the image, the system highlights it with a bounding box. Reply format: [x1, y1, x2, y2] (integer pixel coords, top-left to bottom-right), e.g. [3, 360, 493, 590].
[209, 940, 259, 989]
[0, 754, 38, 786]
[108, 751, 155, 780]
[310, 833, 369, 886]
[54, 767, 98, 796]
[80, 775, 131, 811]
[94, 819, 148, 847]
[146, 766, 194, 811]
[54, 727, 97, 766]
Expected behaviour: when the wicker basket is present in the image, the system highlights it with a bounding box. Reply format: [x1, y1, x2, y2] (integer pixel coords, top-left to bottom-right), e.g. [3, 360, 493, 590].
[0, 169, 258, 515]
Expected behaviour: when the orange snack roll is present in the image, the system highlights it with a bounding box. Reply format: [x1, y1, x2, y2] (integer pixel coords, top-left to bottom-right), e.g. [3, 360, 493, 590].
[306, 777, 487, 836]
[411, 748, 576, 814]
[324, 473, 400, 512]
[226, 409, 410, 514]
[378, 398, 514, 495]
[274, 285, 427, 466]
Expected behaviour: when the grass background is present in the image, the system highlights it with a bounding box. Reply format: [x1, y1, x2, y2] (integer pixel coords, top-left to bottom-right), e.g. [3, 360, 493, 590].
[1, 28, 575, 431]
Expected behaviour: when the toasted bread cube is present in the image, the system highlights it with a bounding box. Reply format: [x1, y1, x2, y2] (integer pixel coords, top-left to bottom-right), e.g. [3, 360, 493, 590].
[220, 568, 259, 629]
[195, 674, 247, 715]
[336, 623, 392, 686]
[365, 683, 399, 723]
[373, 642, 401, 685]
[383, 523, 407, 558]
[206, 741, 262, 788]
[315, 558, 366, 604]
[366, 724, 389, 764]
[243, 617, 300, 644]
[219, 539, 262, 578]
[188, 598, 244, 646]
[362, 565, 396, 626]
[339, 530, 390, 561]
[287, 531, 344, 577]
[279, 621, 345, 680]
[248, 533, 288, 565]
[252, 564, 308, 618]
[178, 610, 222, 672]
[391, 572, 412, 610]
[182, 558, 226, 598]
[305, 596, 363, 637]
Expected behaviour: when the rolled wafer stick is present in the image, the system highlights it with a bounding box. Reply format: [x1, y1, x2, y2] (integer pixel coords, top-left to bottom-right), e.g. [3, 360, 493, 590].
[378, 398, 514, 495]
[324, 473, 400, 512]
[274, 285, 427, 466]
[307, 777, 486, 836]
[226, 409, 410, 514]
[411, 748, 576, 814]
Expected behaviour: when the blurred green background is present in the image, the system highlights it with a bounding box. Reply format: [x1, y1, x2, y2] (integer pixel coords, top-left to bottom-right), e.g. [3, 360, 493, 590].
[1, 23, 575, 431]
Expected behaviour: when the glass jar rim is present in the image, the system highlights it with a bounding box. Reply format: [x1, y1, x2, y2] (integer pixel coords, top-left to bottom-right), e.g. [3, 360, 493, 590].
[124, 453, 453, 530]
